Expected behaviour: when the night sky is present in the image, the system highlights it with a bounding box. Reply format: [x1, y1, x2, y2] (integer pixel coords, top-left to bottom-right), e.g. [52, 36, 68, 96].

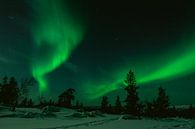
[0, 0, 195, 105]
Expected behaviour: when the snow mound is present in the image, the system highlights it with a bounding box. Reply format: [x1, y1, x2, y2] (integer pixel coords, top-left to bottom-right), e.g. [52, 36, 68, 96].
[67, 111, 105, 118]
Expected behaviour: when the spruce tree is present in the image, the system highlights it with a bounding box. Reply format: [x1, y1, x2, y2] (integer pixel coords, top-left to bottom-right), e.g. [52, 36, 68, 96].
[1, 77, 19, 106]
[124, 70, 140, 116]
[154, 87, 169, 117]
[58, 88, 75, 108]
[115, 96, 122, 114]
[101, 96, 109, 113]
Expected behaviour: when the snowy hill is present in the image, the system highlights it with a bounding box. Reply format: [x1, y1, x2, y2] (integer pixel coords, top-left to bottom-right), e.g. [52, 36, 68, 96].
[0, 106, 194, 129]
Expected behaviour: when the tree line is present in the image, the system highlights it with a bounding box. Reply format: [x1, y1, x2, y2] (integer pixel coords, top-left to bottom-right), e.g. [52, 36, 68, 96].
[0, 76, 36, 110]
[0, 77, 79, 109]
[0, 70, 195, 119]
[100, 70, 195, 119]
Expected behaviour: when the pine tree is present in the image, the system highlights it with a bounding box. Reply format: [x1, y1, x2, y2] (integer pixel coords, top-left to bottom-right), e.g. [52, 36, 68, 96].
[124, 70, 140, 116]
[19, 78, 36, 101]
[58, 88, 75, 108]
[115, 96, 122, 114]
[101, 96, 109, 113]
[154, 87, 170, 117]
[1, 77, 19, 107]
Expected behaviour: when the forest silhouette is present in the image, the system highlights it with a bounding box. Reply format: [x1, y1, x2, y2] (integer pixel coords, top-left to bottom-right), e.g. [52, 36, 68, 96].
[0, 70, 194, 119]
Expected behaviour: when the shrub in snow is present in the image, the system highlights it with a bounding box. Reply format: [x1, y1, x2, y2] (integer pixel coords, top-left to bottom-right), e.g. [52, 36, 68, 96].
[42, 106, 60, 113]
[122, 115, 140, 120]
[85, 112, 96, 117]
[43, 112, 56, 117]
[22, 112, 42, 118]
[22, 111, 56, 118]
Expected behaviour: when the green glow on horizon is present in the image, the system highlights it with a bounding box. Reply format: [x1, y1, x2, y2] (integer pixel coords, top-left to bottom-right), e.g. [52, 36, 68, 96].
[30, 0, 85, 92]
[138, 47, 195, 84]
[85, 70, 127, 99]
[87, 39, 195, 99]
[86, 80, 125, 100]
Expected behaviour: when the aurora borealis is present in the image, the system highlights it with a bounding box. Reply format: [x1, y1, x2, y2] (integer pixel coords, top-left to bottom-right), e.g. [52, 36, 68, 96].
[138, 41, 195, 84]
[29, 0, 85, 92]
[0, 0, 195, 105]
[85, 38, 195, 99]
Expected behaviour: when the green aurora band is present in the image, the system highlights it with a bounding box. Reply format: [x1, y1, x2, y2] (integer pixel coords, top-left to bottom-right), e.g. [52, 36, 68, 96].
[30, 0, 85, 92]
[138, 47, 195, 84]
[86, 39, 195, 99]
[28, 0, 195, 99]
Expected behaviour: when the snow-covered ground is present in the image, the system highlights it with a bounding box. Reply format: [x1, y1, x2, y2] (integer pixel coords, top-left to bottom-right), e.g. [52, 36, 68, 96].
[0, 106, 194, 129]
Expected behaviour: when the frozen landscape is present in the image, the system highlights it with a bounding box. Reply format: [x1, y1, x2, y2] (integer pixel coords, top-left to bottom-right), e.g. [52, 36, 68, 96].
[1, 1, 195, 129]
[0, 106, 194, 129]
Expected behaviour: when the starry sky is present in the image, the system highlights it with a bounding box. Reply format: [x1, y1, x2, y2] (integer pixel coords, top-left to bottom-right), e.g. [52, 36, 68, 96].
[0, 0, 195, 105]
